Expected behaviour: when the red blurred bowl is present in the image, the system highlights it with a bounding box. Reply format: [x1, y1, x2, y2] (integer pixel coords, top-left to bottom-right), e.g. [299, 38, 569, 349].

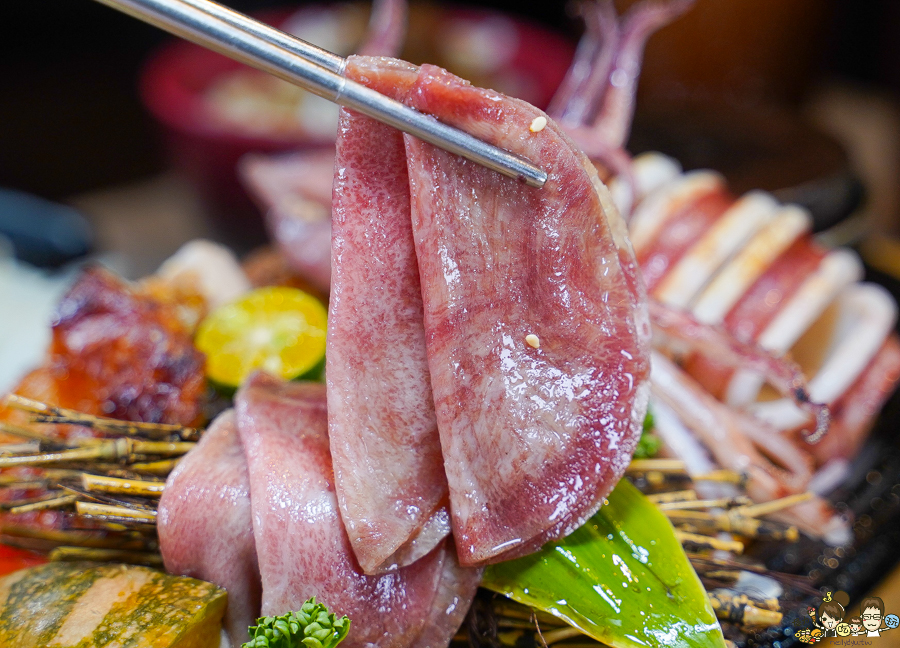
[140, 3, 574, 248]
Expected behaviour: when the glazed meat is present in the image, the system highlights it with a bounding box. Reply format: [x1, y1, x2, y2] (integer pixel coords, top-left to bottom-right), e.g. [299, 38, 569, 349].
[2, 267, 205, 438]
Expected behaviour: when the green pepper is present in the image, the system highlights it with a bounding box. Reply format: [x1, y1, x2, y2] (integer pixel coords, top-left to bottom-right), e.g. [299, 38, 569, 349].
[483, 480, 725, 648]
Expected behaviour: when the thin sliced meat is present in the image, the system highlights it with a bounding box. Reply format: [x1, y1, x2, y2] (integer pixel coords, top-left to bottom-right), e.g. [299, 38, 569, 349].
[240, 151, 334, 293]
[411, 555, 483, 648]
[158, 410, 260, 647]
[404, 64, 651, 565]
[328, 56, 449, 575]
[235, 372, 479, 648]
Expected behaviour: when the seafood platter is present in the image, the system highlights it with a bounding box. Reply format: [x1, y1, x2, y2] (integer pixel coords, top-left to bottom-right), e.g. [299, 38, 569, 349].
[0, 1, 899, 647]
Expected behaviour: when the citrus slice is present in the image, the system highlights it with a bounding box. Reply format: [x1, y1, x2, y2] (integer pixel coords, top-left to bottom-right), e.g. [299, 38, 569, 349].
[195, 286, 327, 388]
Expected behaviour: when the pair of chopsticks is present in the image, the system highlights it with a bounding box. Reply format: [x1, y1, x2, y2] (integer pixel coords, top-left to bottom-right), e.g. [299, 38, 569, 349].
[91, 0, 548, 188]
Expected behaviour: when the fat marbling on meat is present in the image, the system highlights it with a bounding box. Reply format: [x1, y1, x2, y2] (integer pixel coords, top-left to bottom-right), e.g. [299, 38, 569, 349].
[158, 409, 261, 647]
[235, 372, 480, 648]
[402, 64, 651, 565]
[328, 57, 451, 575]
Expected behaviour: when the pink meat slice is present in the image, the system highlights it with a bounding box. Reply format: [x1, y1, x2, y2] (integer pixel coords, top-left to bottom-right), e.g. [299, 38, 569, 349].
[158, 409, 261, 647]
[240, 150, 335, 293]
[328, 56, 450, 575]
[234, 372, 480, 648]
[404, 64, 651, 565]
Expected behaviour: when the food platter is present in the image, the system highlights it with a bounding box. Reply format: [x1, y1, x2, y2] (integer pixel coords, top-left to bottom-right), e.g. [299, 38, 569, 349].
[1, 1, 900, 648]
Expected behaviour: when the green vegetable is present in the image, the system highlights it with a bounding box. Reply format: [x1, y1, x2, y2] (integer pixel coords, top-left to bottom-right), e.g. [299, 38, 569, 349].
[243, 597, 350, 648]
[483, 480, 725, 648]
[634, 408, 661, 458]
[634, 431, 661, 458]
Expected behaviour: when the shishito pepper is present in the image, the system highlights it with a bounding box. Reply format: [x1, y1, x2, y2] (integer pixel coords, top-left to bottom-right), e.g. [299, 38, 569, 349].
[483, 479, 726, 648]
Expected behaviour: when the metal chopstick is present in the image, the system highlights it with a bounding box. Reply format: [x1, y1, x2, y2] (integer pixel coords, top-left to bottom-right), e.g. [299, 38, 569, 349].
[90, 0, 549, 188]
[165, 0, 346, 74]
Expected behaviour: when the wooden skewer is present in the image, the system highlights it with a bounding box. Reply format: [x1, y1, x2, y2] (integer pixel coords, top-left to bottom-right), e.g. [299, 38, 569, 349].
[497, 619, 540, 630]
[3, 524, 118, 545]
[728, 492, 813, 519]
[665, 510, 799, 541]
[497, 630, 525, 647]
[646, 489, 697, 504]
[61, 484, 157, 511]
[126, 459, 180, 475]
[492, 602, 566, 627]
[0, 422, 105, 448]
[0, 436, 193, 470]
[49, 546, 163, 566]
[0, 421, 56, 442]
[693, 470, 746, 484]
[7, 494, 78, 515]
[0, 470, 80, 485]
[626, 461, 744, 484]
[674, 531, 744, 554]
[0, 440, 130, 468]
[709, 590, 784, 628]
[82, 474, 165, 498]
[702, 569, 743, 582]
[129, 440, 195, 456]
[0, 442, 41, 455]
[4, 394, 200, 441]
[75, 501, 157, 523]
[541, 626, 586, 644]
[656, 497, 751, 511]
[626, 459, 687, 473]
[0, 479, 50, 491]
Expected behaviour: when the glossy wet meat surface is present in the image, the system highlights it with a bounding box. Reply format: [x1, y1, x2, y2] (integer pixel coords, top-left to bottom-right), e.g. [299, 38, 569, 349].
[236, 372, 477, 648]
[403, 64, 651, 565]
[328, 57, 450, 575]
[2, 267, 205, 440]
[158, 409, 260, 647]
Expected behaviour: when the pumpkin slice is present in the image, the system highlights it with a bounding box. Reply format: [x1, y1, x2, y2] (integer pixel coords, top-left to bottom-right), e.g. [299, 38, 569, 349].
[0, 561, 226, 648]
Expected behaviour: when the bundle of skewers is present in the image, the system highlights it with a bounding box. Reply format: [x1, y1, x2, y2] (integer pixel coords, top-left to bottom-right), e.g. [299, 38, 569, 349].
[0, 395, 197, 566]
[458, 460, 824, 648]
[0, 394, 822, 646]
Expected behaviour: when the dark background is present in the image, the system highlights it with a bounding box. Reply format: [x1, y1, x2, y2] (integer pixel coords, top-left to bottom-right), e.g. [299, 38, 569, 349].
[1, 0, 899, 200]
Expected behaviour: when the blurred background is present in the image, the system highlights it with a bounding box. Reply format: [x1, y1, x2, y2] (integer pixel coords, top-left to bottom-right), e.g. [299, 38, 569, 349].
[3, 1, 900, 643]
[2, 0, 900, 273]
